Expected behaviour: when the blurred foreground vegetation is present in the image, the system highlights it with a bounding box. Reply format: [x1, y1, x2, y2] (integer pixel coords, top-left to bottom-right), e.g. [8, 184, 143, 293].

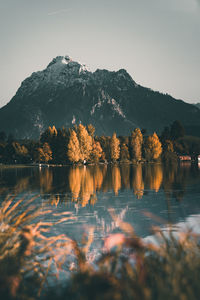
[0, 195, 200, 300]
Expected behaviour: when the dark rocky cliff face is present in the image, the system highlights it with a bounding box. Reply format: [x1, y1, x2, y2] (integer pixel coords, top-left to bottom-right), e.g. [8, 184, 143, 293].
[0, 55, 200, 138]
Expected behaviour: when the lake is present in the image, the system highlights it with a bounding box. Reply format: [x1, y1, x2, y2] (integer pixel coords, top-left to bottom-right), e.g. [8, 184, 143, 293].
[0, 162, 200, 255]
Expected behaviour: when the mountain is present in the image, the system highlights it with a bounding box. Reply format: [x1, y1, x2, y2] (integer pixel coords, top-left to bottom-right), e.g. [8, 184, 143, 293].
[0, 55, 200, 138]
[194, 103, 200, 110]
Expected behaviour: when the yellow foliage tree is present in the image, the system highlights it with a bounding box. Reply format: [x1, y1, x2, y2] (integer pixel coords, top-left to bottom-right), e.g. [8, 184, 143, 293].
[144, 132, 162, 161]
[90, 141, 103, 163]
[110, 133, 120, 162]
[87, 124, 95, 139]
[77, 124, 92, 162]
[35, 143, 52, 163]
[42, 143, 53, 163]
[67, 130, 80, 163]
[130, 128, 143, 161]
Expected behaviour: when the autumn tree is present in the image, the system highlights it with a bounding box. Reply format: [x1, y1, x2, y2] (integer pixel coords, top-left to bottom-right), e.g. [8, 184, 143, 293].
[130, 128, 143, 161]
[40, 126, 57, 144]
[42, 143, 52, 163]
[90, 141, 103, 163]
[67, 130, 80, 163]
[40, 126, 57, 161]
[77, 124, 92, 162]
[97, 136, 111, 161]
[144, 132, 162, 161]
[87, 124, 95, 140]
[4, 142, 29, 163]
[34, 147, 45, 163]
[110, 133, 120, 162]
[35, 143, 52, 163]
[120, 143, 130, 162]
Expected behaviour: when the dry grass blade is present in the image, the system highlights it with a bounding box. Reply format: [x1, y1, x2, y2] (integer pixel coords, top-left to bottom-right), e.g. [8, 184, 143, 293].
[0, 194, 75, 299]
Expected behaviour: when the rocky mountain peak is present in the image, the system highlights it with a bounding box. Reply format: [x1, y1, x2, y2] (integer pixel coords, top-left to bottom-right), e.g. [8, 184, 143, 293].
[46, 55, 90, 74]
[1, 55, 200, 139]
[47, 55, 72, 68]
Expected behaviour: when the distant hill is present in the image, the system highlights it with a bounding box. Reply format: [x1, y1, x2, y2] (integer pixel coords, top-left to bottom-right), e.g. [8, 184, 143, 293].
[0, 55, 200, 138]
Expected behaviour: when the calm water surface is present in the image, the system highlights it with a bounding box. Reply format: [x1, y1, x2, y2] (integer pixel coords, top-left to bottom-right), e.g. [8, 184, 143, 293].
[0, 163, 200, 253]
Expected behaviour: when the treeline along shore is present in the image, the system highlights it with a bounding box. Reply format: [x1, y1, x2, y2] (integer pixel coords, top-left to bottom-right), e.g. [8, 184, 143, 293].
[0, 120, 200, 165]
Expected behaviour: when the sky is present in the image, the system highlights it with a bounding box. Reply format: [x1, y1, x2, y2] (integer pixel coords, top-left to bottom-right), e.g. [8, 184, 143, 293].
[0, 0, 200, 107]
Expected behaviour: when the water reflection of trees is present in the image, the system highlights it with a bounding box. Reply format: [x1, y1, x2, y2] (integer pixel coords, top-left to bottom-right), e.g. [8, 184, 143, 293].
[144, 164, 163, 192]
[69, 165, 107, 206]
[131, 164, 144, 199]
[1, 163, 200, 207]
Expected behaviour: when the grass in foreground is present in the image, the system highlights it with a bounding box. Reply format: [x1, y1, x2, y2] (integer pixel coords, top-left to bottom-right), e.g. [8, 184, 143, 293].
[0, 196, 200, 300]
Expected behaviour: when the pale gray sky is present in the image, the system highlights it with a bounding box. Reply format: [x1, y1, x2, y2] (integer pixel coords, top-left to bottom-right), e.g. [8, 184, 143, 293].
[0, 0, 200, 107]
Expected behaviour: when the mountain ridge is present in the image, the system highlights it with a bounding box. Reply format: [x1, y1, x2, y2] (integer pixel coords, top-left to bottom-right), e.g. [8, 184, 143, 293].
[0, 55, 200, 138]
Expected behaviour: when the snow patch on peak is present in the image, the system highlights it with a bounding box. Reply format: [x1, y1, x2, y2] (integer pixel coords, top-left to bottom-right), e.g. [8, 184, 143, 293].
[72, 115, 76, 124]
[64, 55, 72, 62]
[62, 55, 72, 64]
[108, 98, 126, 118]
[47, 55, 72, 68]
[62, 57, 69, 64]
[90, 90, 126, 119]
[79, 64, 90, 74]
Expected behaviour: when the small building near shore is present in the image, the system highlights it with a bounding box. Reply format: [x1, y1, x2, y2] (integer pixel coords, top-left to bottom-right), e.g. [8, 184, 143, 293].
[179, 155, 192, 161]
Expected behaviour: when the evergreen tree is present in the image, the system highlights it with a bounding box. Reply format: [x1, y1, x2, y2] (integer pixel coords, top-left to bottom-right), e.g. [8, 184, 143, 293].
[163, 140, 174, 153]
[0, 131, 6, 143]
[0, 143, 5, 163]
[110, 133, 120, 162]
[67, 130, 80, 163]
[40, 126, 57, 144]
[160, 126, 171, 143]
[170, 120, 185, 140]
[144, 132, 162, 161]
[162, 140, 177, 163]
[53, 128, 69, 163]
